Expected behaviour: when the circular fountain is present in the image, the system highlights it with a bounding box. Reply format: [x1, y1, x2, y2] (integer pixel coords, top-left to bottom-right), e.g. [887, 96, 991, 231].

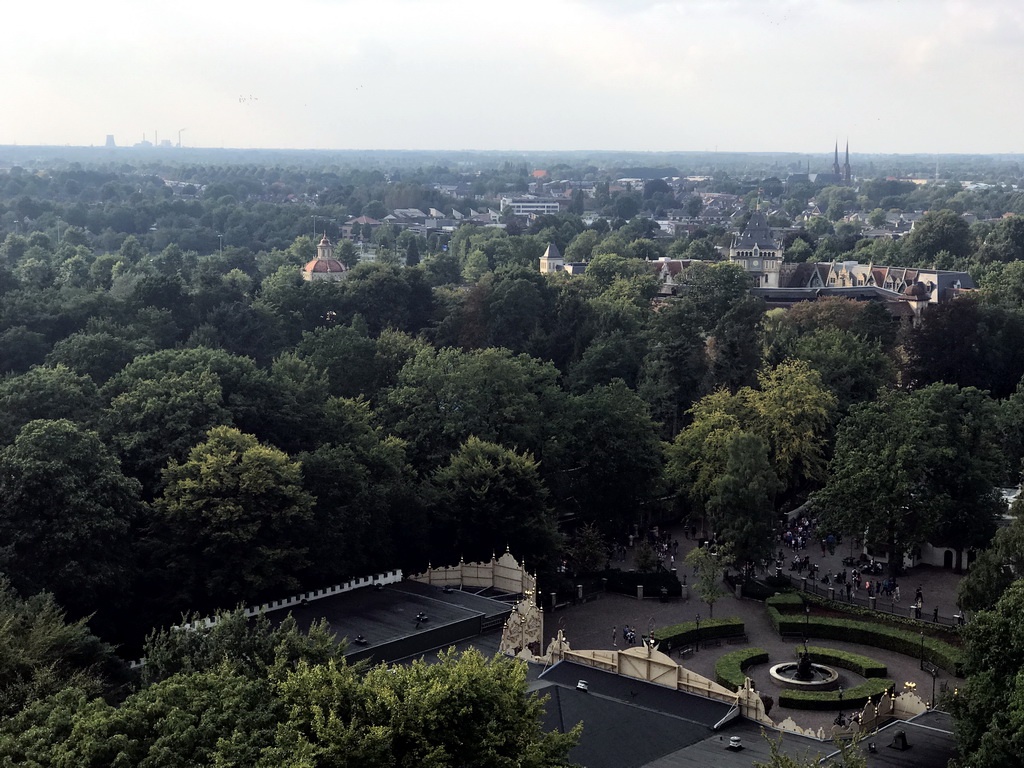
[769, 652, 840, 690]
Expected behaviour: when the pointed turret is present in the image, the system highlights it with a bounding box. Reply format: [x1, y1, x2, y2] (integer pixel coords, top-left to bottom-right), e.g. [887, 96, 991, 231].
[539, 242, 564, 274]
[843, 140, 852, 184]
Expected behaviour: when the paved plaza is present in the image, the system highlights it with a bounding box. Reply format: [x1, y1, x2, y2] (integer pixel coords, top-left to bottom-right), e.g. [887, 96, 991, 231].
[542, 522, 964, 731]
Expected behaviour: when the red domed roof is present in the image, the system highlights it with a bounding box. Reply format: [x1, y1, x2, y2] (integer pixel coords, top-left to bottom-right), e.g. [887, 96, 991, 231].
[304, 258, 346, 273]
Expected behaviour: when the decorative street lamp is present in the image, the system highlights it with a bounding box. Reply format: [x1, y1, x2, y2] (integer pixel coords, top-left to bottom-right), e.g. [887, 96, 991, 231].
[695, 614, 701, 653]
[804, 604, 811, 653]
[920, 632, 925, 671]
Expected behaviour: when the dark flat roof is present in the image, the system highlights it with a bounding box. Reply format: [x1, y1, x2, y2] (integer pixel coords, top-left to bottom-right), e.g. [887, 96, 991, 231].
[828, 711, 957, 768]
[539, 660, 733, 728]
[536, 682, 712, 768]
[645, 721, 823, 768]
[267, 582, 511, 650]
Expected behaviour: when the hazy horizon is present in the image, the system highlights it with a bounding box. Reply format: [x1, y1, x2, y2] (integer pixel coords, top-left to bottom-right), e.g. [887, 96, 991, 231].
[5, 0, 1023, 155]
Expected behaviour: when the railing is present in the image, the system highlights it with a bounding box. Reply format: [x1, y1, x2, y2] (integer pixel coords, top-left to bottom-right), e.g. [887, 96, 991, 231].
[774, 572, 964, 628]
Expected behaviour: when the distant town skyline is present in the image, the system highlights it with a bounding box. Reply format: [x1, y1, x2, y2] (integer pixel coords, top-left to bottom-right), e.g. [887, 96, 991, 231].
[4, 0, 1023, 154]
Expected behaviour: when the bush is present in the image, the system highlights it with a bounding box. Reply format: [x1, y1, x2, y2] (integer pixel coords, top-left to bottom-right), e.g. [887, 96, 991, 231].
[652, 617, 744, 648]
[715, 647, 768, 691]
[779, 678, 895, 710]
[794, 645, 887, 678]
[766, 593, 805, 609]
[768, 612, 961, 675]
[802, 592, 959, 641]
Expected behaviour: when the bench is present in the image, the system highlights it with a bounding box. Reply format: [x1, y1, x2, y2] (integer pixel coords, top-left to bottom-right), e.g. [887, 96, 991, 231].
[700, 638, 722, 649]
[726, 634, 749, 645]
[678, 646, 694, 659]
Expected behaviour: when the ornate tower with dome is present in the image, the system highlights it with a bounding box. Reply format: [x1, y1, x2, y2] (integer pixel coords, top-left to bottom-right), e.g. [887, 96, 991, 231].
[302, 235, 348, 282]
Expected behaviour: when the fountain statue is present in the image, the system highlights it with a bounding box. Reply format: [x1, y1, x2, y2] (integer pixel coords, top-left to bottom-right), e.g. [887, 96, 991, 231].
[769, 650, 840, 691]
[795, 651, 814, 681]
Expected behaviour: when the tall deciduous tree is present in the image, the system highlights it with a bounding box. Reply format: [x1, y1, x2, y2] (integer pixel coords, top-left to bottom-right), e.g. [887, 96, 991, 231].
[381, 346, 564, 469]
[951, 580, 1024, 768]
[0, 419, 142, 618]
[0, 579, 128, 718]
[0, 364, 102, 446]
[154, 426, 314, 610]
[686, 543, 733, 618]
[814, 384, 1003, 576]
[552, 380, 663, 533]
[430, 437, 560, 569]
[0, 649, 578, 767]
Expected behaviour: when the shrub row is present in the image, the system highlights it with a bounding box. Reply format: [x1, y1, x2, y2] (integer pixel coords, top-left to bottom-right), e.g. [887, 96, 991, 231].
[715, 647, 768, 692]
[766, 593, 805, 608]
[794, 645, 887, 678]
[771, 612, 961, 675]
[802, 592, 959, 641]
[779, 678, 895, 710]
[652, 617, 744, 648]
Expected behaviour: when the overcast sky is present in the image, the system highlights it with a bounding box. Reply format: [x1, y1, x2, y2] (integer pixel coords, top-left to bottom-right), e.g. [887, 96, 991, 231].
[4, 0, 1022, 154]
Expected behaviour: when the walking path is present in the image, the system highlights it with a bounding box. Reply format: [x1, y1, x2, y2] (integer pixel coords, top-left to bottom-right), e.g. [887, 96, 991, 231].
[543, 521, 964, 732]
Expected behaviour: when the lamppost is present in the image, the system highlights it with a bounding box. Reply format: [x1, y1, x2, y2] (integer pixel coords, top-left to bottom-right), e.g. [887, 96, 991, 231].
[920, 632, 925, 671]
[217, 233, 223, 255]
[834, 686, 845, 726]
[695, 614, 701, 653]
[804, 604, 811, 653]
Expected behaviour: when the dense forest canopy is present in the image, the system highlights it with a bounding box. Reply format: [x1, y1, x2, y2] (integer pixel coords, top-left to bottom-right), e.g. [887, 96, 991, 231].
[3, 152, 1024, 765]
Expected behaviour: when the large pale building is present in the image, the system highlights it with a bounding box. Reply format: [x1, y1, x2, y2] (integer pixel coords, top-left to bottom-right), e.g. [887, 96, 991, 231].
[728, 211, 783, 288]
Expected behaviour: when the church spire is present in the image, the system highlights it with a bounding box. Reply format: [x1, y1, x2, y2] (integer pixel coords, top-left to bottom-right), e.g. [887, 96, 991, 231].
[843, 140, 851, 184]
[832, 141, 841, 177]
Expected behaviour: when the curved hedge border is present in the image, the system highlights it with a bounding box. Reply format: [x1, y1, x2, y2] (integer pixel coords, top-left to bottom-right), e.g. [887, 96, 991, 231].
[652, 617, 744, 648]
[794, 645, 887, 678]
[715, 647, 768, 691]
[802, 592, 959, 639]
[770, 612, 961, 675]
[770, 593, 958, 675]
[779, 678, 895, 710]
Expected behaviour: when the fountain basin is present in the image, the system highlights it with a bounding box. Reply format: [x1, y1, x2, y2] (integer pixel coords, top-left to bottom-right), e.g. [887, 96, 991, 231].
[769, 662, 840, 690]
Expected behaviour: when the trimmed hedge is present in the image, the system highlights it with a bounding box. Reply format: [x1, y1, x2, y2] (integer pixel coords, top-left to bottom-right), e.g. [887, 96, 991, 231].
[715, 647, 768, 691]
[652, 617, 744, 648]
[770, 612, 961, 675]
[779, 678, 895, 710]
[802, 592, 959, 640]
[794, 645, 887, 678]
[766, 593, 805, 608]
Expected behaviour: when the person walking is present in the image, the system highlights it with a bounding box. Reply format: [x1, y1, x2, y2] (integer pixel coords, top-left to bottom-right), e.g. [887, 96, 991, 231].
[612, 626, 618, 647]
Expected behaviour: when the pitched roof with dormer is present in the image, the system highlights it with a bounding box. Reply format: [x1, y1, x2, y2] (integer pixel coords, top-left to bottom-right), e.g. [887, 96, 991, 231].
[731, 211, 779, 251]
